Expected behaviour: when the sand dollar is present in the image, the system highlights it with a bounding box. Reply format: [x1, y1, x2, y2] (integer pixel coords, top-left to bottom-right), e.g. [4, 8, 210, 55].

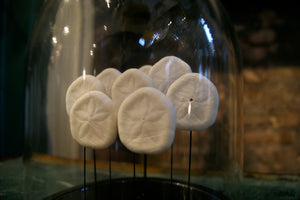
[167, 73, 219, 131]
[66, 75, 105, 115]
[96, 68, 121, 98]
[69, 91, 117, 149]
[112, 68, 155, 109]
[118, 87, 176, 154]
[149, 56, 191, 94]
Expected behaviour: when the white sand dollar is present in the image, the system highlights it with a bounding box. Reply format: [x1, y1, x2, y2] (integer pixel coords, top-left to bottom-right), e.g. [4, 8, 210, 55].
[66, 75, 105, 115]
[166, 73, 219, 131]
[112, 68, 155, 109]
[96, 68, 121, 98]
[139, 65, 152, 75]
[69, 91, 117, 149]
[149, 56, 192, 94]
[118, 87, 176, 154]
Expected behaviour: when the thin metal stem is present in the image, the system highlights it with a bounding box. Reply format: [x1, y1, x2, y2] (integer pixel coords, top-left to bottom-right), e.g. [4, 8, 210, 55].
[133, 153, 136, 180]
[144, 154, 147, 179]
[84, 147, 87, 200]
[170, 144, 173, 185]
[93, 149, 97, 182]
[109, 147, 112, 184]
[109, 146, 112, 200]
[93, 149, 97, 199]
[188, 130, 192, 188]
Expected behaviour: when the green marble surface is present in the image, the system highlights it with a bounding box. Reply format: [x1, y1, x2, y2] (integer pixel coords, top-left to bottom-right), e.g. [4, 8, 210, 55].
[1, 157, 300, 200]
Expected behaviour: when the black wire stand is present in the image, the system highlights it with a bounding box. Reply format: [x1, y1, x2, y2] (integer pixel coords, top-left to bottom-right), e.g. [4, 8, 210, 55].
[45, 130, 229, 200]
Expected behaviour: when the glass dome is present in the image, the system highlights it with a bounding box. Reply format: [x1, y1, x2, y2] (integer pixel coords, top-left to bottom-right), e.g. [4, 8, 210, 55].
[24, 0, 243, 199]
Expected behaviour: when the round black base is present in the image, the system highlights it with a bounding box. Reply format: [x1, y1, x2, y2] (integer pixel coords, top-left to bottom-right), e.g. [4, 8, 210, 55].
[44, 178, 228, 200]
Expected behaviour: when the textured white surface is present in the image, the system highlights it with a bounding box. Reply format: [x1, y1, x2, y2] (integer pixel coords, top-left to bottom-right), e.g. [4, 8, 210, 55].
[96, 68, 121, 98]
[139, 65, 152, 75]
[45, 0, 95, 158]
[65, 75, 105, 115]
[167, 73, 219, 131]
[149, 56, 192, 94]
[112, 68, 155, 109]
[69, 91, 117, 149]
[118, 87, 176, 154]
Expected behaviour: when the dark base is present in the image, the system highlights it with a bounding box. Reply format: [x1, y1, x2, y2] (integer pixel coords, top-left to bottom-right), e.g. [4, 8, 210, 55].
[44, 177, 228, 200]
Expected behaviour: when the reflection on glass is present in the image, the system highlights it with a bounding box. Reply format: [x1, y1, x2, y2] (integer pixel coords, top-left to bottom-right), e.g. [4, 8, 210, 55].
[63, 26, 69, 35]
[24, 0, 243, 199]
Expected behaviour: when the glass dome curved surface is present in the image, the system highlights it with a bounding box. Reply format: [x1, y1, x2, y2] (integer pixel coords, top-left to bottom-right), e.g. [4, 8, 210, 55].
[24, 0, 243, 199]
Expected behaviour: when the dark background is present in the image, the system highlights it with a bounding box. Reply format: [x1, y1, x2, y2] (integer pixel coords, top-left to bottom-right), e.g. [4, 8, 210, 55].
[0, 0, 299, 158]
[0, 0, 45, 158]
